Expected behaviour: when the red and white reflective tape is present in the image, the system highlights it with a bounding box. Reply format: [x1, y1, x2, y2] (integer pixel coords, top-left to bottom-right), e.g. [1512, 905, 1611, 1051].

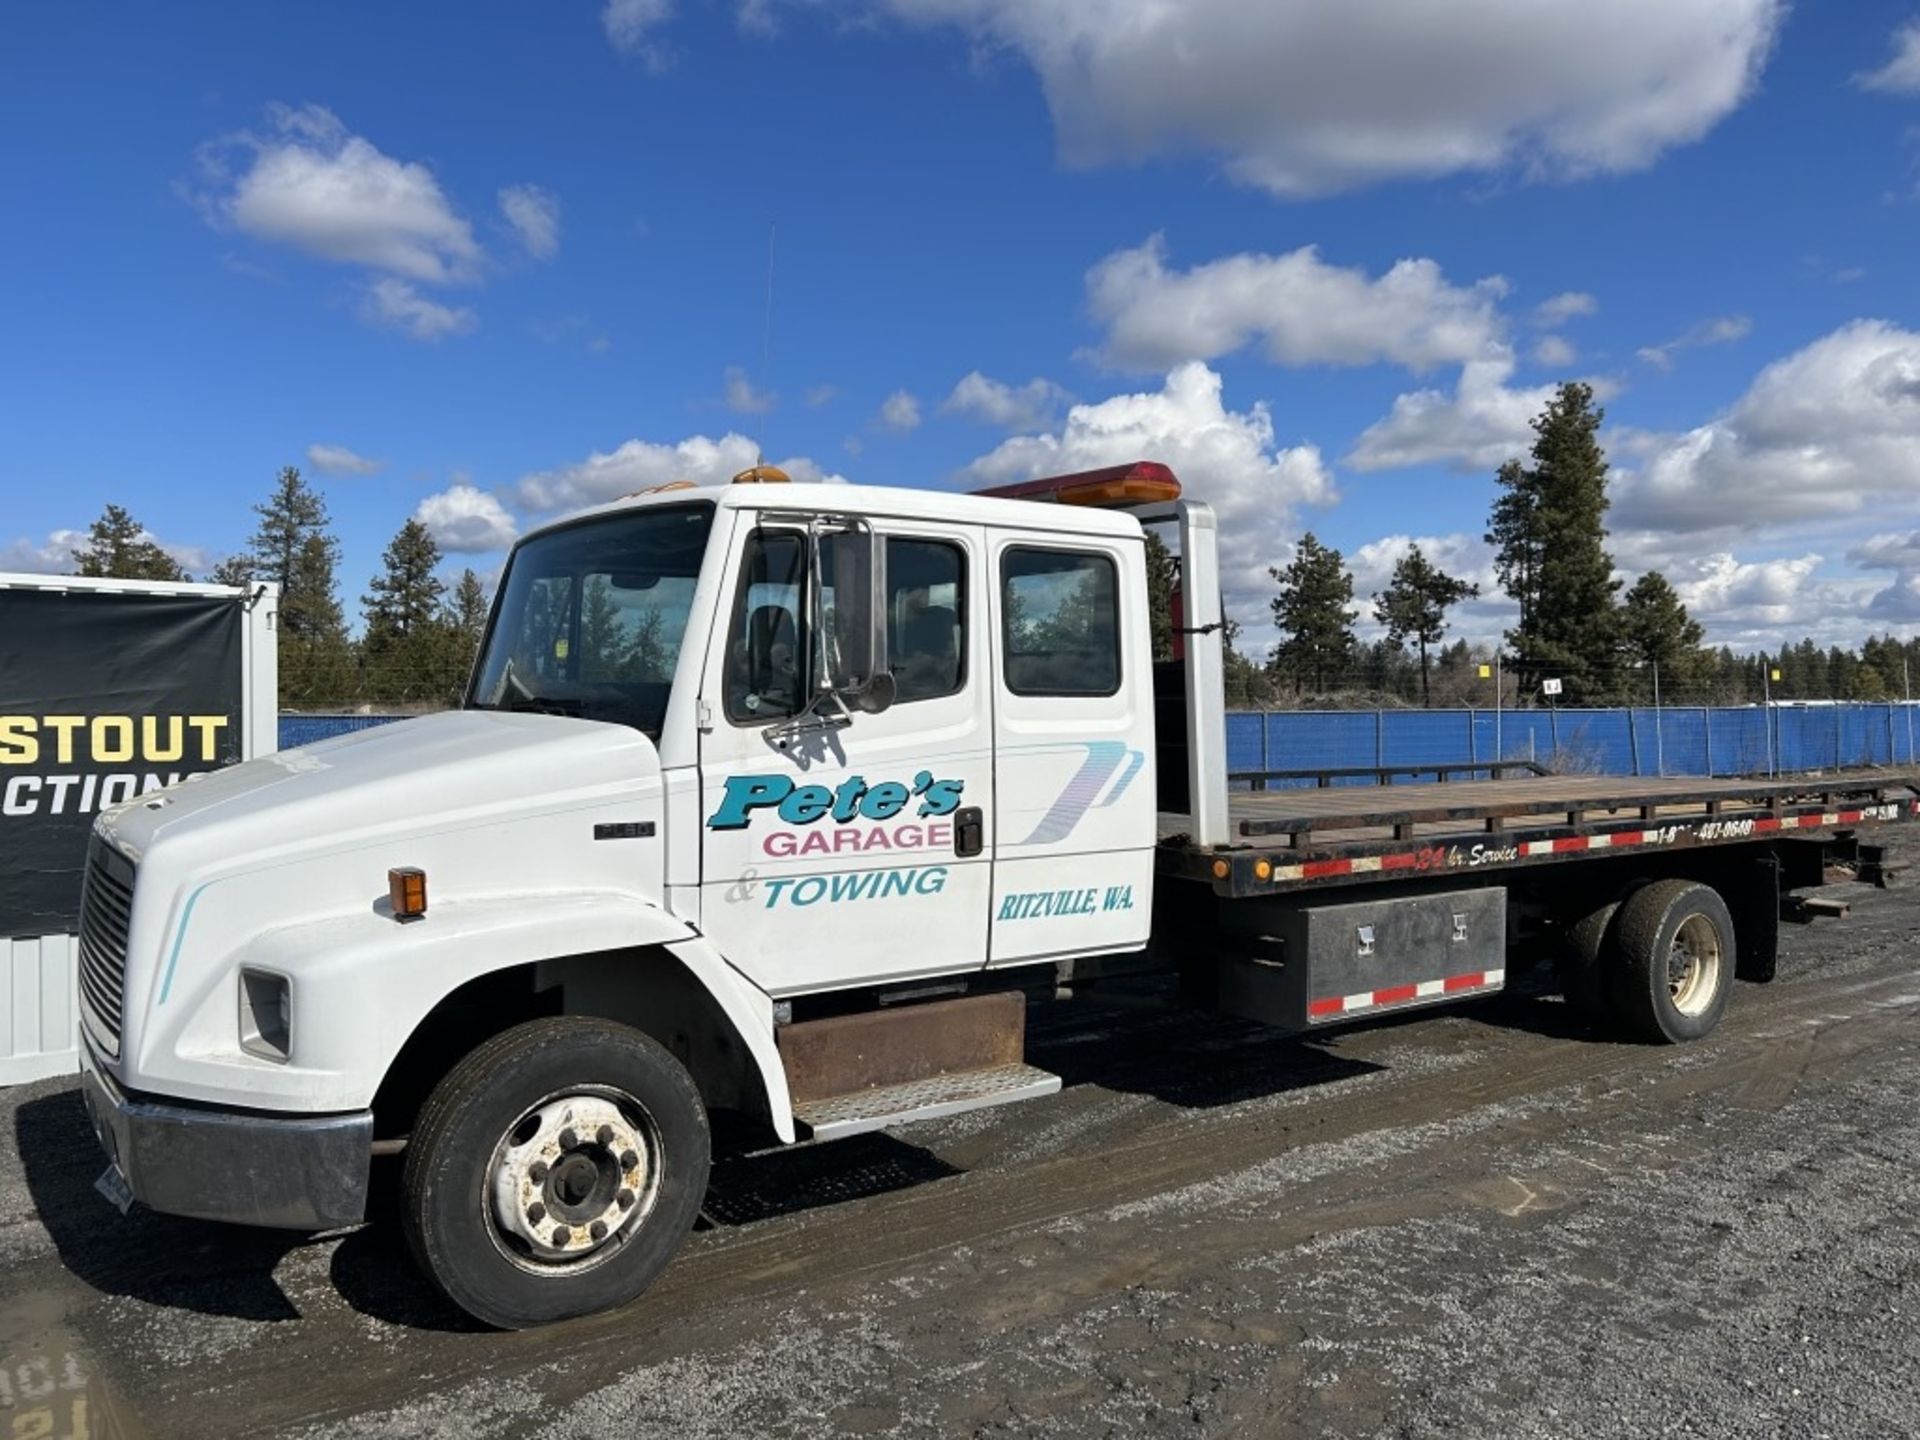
[1307, 968, 1505, 1020]
[1259, 802, 1908, 885]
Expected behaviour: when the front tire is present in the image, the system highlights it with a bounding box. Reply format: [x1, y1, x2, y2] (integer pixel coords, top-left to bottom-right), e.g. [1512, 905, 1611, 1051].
[1610, 879, 1736, 1044]
[401, 1017, 710, 1329]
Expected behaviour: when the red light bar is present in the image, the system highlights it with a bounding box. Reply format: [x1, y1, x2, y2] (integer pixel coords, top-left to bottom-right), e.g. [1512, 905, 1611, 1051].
[970, 460, 1181, 509]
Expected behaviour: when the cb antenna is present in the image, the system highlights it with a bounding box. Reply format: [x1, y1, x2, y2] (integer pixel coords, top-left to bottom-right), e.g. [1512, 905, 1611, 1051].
[757, 222, 776, 467]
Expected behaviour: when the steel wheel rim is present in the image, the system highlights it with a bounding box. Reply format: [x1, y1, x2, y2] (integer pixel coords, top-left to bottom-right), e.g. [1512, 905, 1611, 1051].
[1668, 914, 1723, 1017]
[484, 1085, 664, 1277]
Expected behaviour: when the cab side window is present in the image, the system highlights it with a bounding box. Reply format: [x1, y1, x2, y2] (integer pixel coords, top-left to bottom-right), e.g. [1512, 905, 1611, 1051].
[723, 531, 807, 722]
[887, 537, 966, 703]
[1001, 547, 1121, 697]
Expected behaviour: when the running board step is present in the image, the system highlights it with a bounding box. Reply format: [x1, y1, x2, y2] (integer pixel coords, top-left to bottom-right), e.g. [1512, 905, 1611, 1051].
[794, 1063, 1061, 1141]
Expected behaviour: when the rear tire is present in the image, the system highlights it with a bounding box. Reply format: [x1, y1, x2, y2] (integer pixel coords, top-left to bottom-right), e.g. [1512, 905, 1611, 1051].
[1610, 879, 1735, 1044]
[401, 1017, 710, 1329]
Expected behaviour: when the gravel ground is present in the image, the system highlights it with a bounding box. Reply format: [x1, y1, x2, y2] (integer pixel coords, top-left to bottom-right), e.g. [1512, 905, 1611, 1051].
[3, 846, 1919, 1439]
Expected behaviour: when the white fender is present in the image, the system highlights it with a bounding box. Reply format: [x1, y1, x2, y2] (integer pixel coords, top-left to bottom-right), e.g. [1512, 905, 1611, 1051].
[144, 890, 793, 1140]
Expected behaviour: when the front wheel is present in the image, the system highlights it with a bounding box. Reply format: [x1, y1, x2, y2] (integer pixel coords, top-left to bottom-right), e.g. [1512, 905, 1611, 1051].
[1610, 879, 1736, 1044]
[401, 1017, 710, 1329]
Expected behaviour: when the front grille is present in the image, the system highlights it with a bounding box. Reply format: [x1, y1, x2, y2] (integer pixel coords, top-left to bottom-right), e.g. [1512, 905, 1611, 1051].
[77, 839, 135, 1056]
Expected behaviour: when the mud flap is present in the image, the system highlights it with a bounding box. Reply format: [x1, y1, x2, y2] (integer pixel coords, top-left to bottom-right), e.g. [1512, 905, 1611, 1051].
[1732, 854, 1780, 983]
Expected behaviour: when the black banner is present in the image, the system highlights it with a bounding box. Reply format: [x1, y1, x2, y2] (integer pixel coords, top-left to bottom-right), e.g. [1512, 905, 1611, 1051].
[1, 590, 244, 938]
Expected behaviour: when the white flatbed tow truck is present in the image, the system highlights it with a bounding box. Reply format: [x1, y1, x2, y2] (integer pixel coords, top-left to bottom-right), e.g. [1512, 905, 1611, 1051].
[74, 461, 1918, 1327]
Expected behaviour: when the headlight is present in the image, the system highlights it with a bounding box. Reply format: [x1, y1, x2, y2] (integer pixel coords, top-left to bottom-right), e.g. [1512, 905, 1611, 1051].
[238, 969, 291, 1062]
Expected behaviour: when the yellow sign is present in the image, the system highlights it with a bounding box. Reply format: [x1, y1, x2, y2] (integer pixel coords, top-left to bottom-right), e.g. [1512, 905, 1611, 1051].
[1770, 668, 1782, 682]
[1477, 664, 1492, 679]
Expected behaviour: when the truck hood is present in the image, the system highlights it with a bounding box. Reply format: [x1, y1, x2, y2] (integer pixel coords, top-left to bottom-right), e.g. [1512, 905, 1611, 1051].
[98, 709, 662, 871]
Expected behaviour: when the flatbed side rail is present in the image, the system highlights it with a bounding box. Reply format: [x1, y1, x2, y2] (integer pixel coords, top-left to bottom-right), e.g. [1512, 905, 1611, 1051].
[1232, 760, 1551, 792]
[1232, 773, 1920, 843]
[1157, 778, 1920, 899]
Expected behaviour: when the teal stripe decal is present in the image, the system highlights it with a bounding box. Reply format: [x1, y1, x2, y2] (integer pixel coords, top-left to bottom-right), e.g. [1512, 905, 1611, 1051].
[157, 884, 210, 1006]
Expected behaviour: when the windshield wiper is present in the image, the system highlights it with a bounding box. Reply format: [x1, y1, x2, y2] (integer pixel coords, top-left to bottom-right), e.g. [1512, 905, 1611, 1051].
[490, 693, 584, 717]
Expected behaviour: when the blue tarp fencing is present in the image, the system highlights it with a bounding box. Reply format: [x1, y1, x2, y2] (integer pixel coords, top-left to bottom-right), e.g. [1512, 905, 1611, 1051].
[282, 704, 1920, 781]
[1223, 705, 1920, 786]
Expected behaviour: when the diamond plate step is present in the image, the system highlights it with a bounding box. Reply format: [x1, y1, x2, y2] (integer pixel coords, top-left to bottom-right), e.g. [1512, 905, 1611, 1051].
[793, 1063, 1062, 1141]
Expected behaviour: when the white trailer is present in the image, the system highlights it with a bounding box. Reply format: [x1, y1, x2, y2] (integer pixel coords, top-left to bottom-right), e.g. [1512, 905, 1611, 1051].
[67, 468, 1917, 1328]
[0, 573, 276, 1084]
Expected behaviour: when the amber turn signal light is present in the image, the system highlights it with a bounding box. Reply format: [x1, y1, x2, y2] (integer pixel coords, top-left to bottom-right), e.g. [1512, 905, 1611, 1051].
[389, 867, 428, 921]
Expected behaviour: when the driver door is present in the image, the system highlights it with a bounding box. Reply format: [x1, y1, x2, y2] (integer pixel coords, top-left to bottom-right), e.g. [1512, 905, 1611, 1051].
[696, 514, 994, 997]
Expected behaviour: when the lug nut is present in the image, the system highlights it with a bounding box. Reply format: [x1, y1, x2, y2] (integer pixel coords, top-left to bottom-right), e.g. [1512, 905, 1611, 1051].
[620, 1149, 639, 1170]
[527, 1202, 546, 1224]
[590, 1220, 608, 1241]
[558, 1127, 578, 1150]
[617, 1187, 635, 1209]
[596, 1124, 615, 1146]
[552, 1226, 571, 1246]
[529, 1160, 549, 1183]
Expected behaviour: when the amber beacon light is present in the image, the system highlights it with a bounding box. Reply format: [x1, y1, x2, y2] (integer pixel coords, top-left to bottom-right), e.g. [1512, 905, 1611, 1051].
[388, 867, 428, 921]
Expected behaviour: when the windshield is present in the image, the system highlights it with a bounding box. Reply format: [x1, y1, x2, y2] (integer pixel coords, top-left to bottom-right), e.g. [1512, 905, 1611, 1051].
[467, 502, 715, 738]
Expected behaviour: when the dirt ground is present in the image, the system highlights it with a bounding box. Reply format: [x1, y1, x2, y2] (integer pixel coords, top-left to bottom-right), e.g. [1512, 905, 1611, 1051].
[4, 849, 1920, 1440]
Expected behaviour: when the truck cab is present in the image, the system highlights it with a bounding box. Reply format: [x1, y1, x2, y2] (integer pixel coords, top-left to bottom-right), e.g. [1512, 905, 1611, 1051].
[76, 463, 1218, 1328]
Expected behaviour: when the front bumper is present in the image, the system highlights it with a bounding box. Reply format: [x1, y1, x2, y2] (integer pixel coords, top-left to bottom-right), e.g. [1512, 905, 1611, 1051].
[78, 1040, 373, 1230]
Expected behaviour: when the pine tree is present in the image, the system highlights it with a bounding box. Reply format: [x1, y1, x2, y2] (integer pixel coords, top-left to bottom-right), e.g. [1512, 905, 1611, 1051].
[364, 519, 446, 645]
[1269, 532, 1356, 694]
[209, 554, 255, 588]
[73, 504, 190, 581]
[1620, 571, 1705, 695]
[435, 568, 492, 705]
[447, 568, 489, 642]
[246, 467, 346, 644]
[242, 467, 351, 706]
[363, 519, 448, 704]
[1488, 383, 1620, 701]
[1373, 544, 1479, 707]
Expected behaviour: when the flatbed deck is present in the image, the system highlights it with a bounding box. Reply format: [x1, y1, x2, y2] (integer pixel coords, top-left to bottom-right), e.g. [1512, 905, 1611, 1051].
[1159, 769, 1920, 894]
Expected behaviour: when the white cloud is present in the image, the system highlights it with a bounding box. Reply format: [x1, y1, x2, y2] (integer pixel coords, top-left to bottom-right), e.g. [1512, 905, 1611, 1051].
[0, 525, 213, 579]
[0, 529, 84, 575]
[1614, 320, 1920, 536]
[960, 362, 1335, 625]
[941, 372, 1069, 431]
[1637, 314, 1752, 369]
[1532, 291, 1598, 327]
[360, 278, 477, 342]
[516, 433, 846, 512]
[878, 390, 922, 432]
[1851, 531, 1920, 621]
[416, 484, 519, 553]
[1532, 335, 1578, 367]
[498, 184, 560, 260]
[603, 0, 674, 66]
[872, 0, 1781, 196]
[724, 367, 777, 415]
[1859, 20, 1920, 95]
[305, 442, 383, 476]
[804, 384, 837, 407]
[197, 104, 481, 285]
[1346, 350, 1577, 472]
[1088, 235, 1507, 372]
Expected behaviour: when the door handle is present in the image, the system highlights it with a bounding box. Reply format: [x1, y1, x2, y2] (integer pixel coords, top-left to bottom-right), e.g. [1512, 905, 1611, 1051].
[953, 806, 984, 858]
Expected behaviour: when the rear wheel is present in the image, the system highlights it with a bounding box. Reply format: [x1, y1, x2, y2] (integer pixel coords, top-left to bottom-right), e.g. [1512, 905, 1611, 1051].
[1610, 879, 1735, 1044]
[401, 1017, 710, 1329]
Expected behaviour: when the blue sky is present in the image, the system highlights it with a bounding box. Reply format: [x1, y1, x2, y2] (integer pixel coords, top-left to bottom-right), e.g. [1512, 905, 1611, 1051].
[5, 1, 1920, 650]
